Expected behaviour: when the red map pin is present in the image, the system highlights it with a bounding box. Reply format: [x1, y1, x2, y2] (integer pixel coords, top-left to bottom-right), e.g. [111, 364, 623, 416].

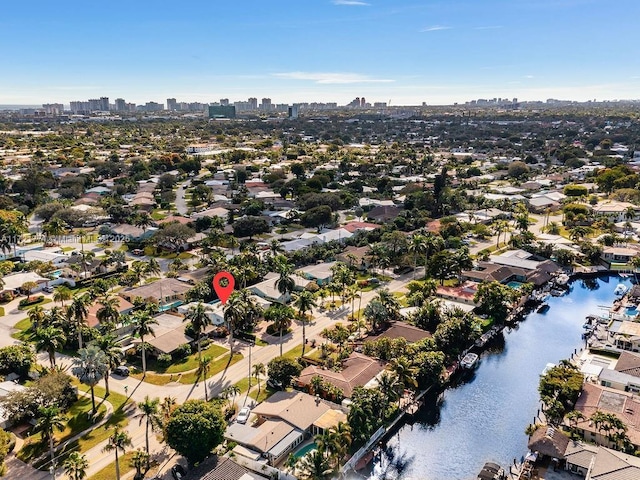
[213, 271, 235, 305]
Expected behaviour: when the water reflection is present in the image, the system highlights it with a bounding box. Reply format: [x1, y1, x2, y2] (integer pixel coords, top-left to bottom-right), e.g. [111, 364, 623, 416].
[365, 275, 633, 480]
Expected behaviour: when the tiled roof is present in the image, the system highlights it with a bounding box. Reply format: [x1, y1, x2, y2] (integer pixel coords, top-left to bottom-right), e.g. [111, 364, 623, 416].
[615, 351, 640, 379]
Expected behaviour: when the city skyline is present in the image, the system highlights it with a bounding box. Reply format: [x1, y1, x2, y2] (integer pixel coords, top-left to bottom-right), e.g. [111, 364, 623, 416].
[2, 0, 639, 105]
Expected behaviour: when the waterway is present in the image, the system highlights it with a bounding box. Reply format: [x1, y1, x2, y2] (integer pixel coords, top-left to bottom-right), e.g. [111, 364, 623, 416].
[366, 274, 633, 480]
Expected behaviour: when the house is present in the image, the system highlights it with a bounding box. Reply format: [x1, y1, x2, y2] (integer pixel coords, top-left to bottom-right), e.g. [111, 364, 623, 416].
[342, 221, 380, 234]
[367, 321, 432, 343]
[1, 271, 49, 295]
[296, 352, 386, 398]
[564, 442, 640, 479]
[607, 320, 640, 352]
[526, 196, 560, 213]
[191, 207, 230, 220]
[300, 228, 353, 244]
[177, 302, 225, 327]
[22, 249, 68, 266]
[176, 267, 211, 285]
[367, 205, 402, 223]
[336, 246, 371, 271]
[566, 382, 640, 450]
[0, 381, 26, 428]
[120, 278, 191, 310]
[527, 426, 570, 460]
[249, 273, 309, 303]
[592, 201, 639, 223]
[144, 313, 193, 356]
[436, 282, 478, 306]
[601, 246, 639, 268]
[110, 224, 157, 242]
[183, 456, 269, 480]
[225, 391, 346, 465]
[86, 296, 134, 328]
[297, 261, 335, 286]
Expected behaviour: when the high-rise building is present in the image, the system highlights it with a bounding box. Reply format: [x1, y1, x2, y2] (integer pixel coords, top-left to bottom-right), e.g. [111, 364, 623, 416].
[248, 97, 258, 110]
[288, 105, 299, 119]
[100, 97, 109, 111]
[42, 104, 64, 115]
[360, 97, 366, 107]
[209, 105, 236, 119]
[260, 98, 272, 111]
[220, 98, 229, 106]
[166, 98, 177, 111]
[114, 98, 126, 111]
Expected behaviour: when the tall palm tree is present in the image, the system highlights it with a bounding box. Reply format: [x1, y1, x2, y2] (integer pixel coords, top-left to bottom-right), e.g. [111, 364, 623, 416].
[293, 290, 317, 357]
[33, 326, 66, 367]
[196, 356, 213, 401]
[391, 357, 418, 391]
[264, 304, 294, 356]
[96, 294, 121, 331]
[135, 396, 162, 466]
[36, 405, 65, 471]
[72, 345, 108, 414]
[102, 427, 132, 480]
[252, 362, 265, 398]
[129, 310, 158, 375]
[130, 449, 150, 480]
[63, 452, 88, 480]
[69, 294, 90, 348]
[92, 334, 124, 396]
[274, 255, 296, 303]
[377, 370, 402, 405]
[52, 285, 72, 306]
[184, 302, 212, 361]
[28, 304, 46, 330]
[408, 234, 426, 279]
[145, 258, 161, 278]
[223, 289, 262, 353]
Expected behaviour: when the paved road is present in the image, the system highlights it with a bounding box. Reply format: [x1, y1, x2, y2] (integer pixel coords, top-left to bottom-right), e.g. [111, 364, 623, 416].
[175, 179, 191, 215]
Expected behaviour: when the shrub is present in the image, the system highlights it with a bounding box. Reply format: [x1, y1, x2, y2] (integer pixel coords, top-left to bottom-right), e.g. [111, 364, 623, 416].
[157, 354, 172, 367]
[19, 296, 44, 307]
[0, 345, 35, 379]
[173, 343, 192, 360]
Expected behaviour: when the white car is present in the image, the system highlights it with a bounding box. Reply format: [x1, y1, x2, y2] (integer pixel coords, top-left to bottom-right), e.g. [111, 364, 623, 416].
[236, 407, 251, 424]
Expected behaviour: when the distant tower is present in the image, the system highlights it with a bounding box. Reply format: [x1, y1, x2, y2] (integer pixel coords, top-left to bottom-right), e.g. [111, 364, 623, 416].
[288, 105, 299, 119]
[248, 97, 258, 110]
[114, 98, 126, 111]
[166, 98, 177, 111]
[100, 97, 109, 111]
[220, 98, 229, 106]
[361, 97, 366, 107]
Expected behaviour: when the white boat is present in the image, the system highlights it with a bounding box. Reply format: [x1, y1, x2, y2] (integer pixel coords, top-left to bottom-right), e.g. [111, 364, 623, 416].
[614, 284, 627, 296]
[556, 274, 570, 285]
[478, 462, 505, 480]
[460, 352, 479, 369]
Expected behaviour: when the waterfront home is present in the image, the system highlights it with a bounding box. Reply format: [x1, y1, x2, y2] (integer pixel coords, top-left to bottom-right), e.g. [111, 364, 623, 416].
[564, 382, 640, 450]
[596, 351, 640, 394]
[120, 278, 191, 310]
[564, 441, 640, 479]
[436, 282, 478, 306]
[225, 391, 346, 466]
[296, 352, 386, 398]
[606, 320, 640, 352]
[600, 246, 639, 269]
[366, 320, 432, 343]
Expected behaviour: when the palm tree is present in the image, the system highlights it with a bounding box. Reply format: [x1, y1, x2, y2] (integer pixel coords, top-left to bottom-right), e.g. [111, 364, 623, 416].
[377, 370, 402, 405]
[408, 234, 426, 279]
[223, 289, 262, 353]
[293, 290, 317, 357]
[196, 356, 212, 401]
[36, 405, 65, 471]
[129, 310, 158, 375]
[102, 427, 132, 480]
[221, 385, 241, 409]
[33, 326, 66, 367]
[297, 449, 335, 480]
[252, 362, 265, 398]
[145, 258, 161, 278]
[264, 304, 294, 356]
[130, 449, 150, 480]
[135, 213, 152, 232]
[96, 294, 121, 331]
[184, 302, 212, 361]
[78, 250, 96, 279]
[326, 421, 352, 460]
[28, 304, 46, 330]
[52, 285, 72, 306]
[69, 294, 90, 348]
[391, 357, 418, 391]
[268, 238, 284, 257]
[92, 334, 124, 396]
[63, 451, 89, 480]
[135, 396, 162, 466]
[274, 255, 296, 303]
[160, 396, 177, 426]
[21, 281, 38, 302]
[43, 217, 68, 241]
[72, 345, 108, 414]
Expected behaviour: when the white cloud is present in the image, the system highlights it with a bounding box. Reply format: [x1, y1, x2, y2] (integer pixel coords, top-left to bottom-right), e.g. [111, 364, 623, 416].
[524, 75, 535, 79]
[421, 25, 452, 32]
[273, 72, 394, 84]
[332, 0, 370, 5]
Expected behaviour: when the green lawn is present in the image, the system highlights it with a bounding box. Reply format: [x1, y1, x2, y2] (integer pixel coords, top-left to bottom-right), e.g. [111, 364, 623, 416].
[11, 317, 31, 340]
[0, 306, 5, 316]
[88, 451, 136, 480]
[61, 246, 76, 253]
[17, 395, 109, 465]
[129, 343, 228, 376]
[282, 344, 304, 360]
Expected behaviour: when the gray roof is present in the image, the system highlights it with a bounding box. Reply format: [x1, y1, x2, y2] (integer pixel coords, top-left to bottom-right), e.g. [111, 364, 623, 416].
[184, 456, 267, 480]
[564, 440, 597, 469]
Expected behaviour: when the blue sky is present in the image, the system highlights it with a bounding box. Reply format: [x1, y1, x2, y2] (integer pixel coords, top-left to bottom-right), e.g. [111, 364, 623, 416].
[1, 0, 639, 105]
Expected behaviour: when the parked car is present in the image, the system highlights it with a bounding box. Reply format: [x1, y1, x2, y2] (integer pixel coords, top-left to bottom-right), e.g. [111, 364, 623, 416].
[171, 464, 187, 480]
[43, 286, 54, 293]
[267, 378, 283, 390]
[113, 366, 130, 377]
[236, 406, 251, 424]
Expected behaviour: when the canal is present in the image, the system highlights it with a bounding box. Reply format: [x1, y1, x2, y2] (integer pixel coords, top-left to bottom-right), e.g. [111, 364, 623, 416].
[366, 274, 632, 480]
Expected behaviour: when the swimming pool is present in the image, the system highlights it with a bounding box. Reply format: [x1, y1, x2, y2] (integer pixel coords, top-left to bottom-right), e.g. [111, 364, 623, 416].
[506, 281, 524, 289]
[293, 442, 317, 459]
[626, 306, 638, 317]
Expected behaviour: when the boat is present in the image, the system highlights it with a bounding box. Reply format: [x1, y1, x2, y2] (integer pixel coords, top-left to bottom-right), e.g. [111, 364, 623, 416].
[477, 461, 506, 480]
[536, 303, 549, 313]
[556, 273, 570, 285]
[550, 288, 565, 297]
[460, 352, 479, 369]
[614, 284, 628, 296]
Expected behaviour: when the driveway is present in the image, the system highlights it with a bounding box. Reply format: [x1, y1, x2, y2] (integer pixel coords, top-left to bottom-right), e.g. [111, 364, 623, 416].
[175, 179, 191, 215]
